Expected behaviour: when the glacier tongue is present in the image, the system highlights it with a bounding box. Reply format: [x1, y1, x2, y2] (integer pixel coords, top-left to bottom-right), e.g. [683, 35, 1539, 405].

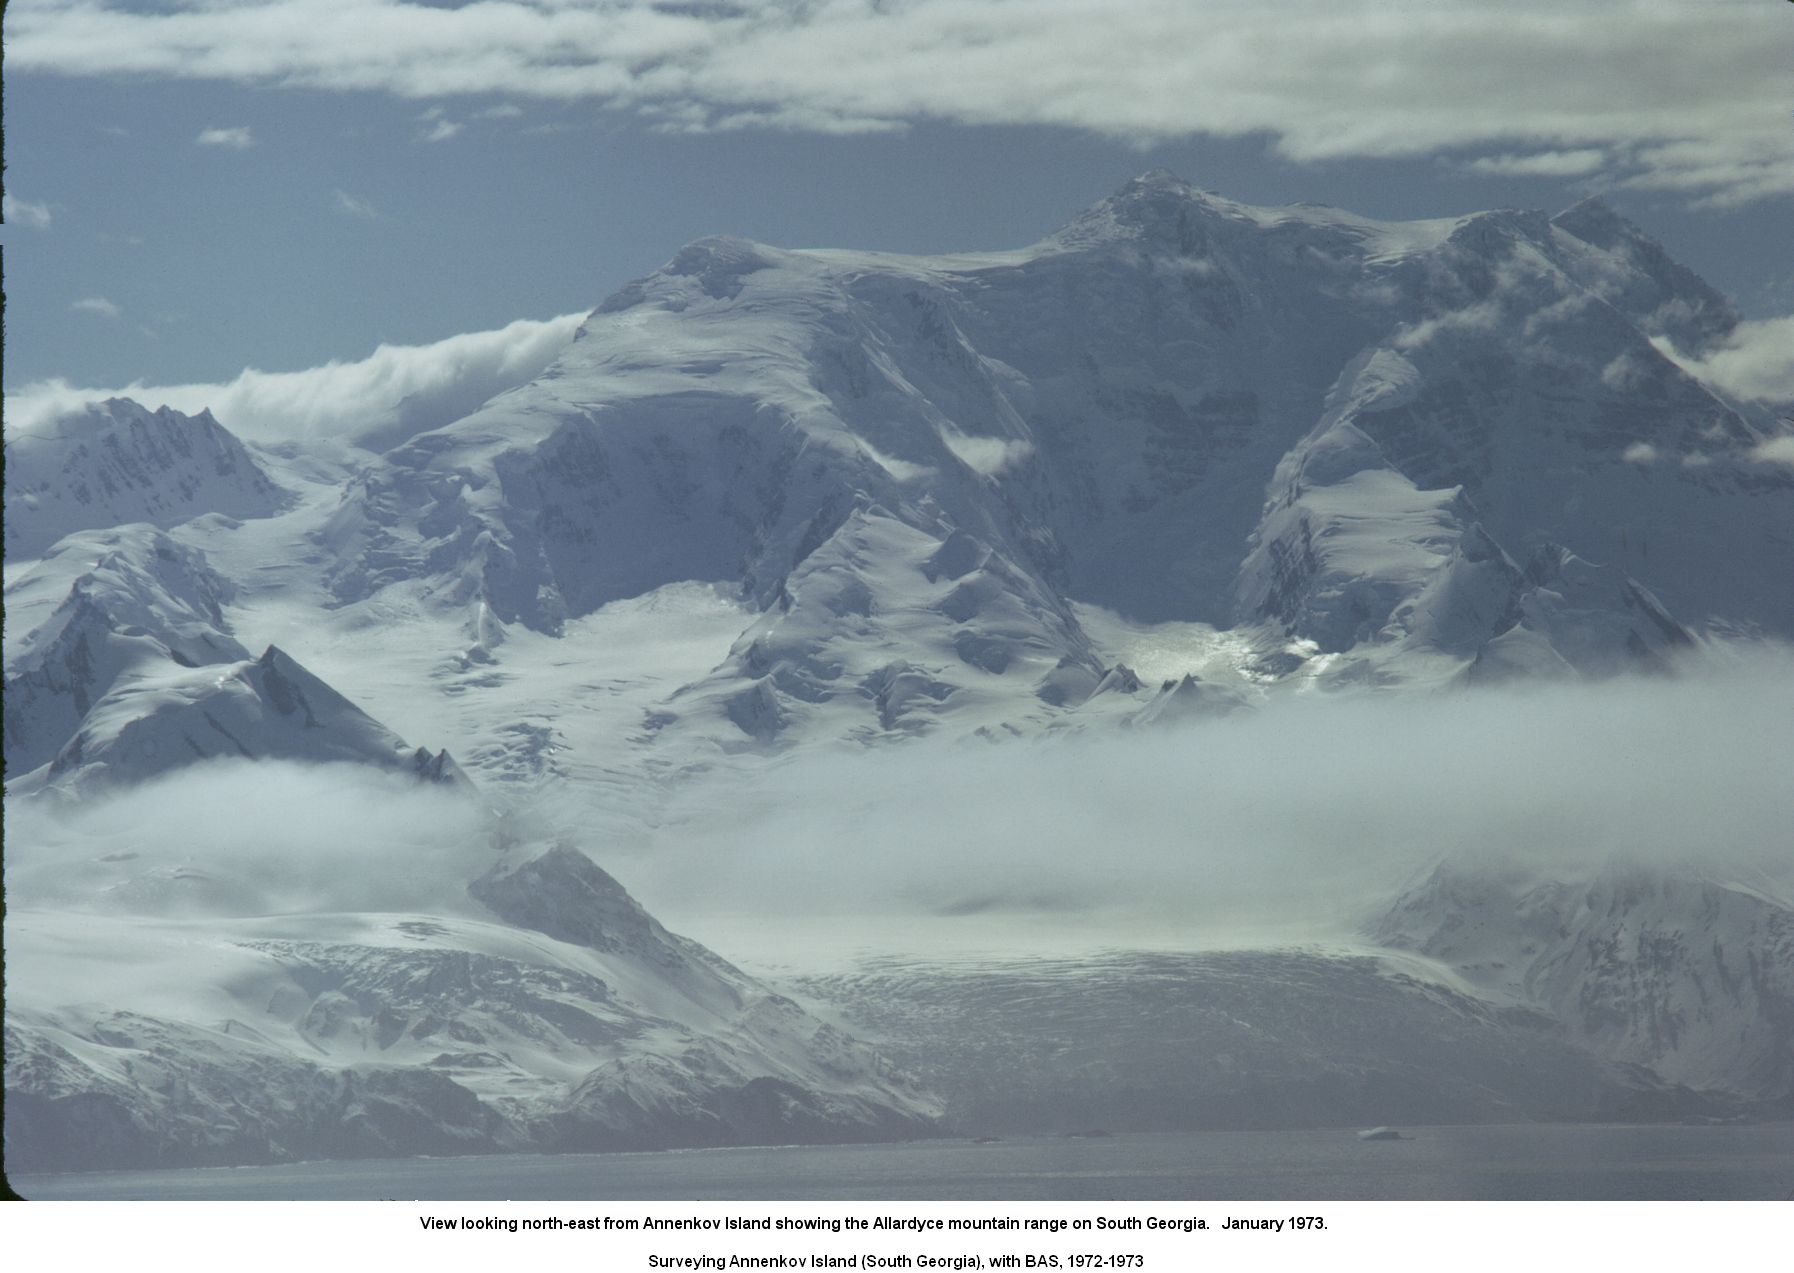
[798, 945, 1719, 1138]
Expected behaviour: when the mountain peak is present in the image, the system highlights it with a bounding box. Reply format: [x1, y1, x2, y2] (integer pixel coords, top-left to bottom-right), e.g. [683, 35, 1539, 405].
[1550, 195, 1739, 348]
[1551, 194, 1637, 248]
[1109, 168, 1224, 211]
[1125, 167, 1196, 192]
[4, 397, 285, 560]
[1047, 169, 1243, 255]
[469, 843, 670, 958]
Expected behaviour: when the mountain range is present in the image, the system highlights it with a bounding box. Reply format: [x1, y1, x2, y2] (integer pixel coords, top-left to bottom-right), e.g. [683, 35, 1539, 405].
[6, 172, 1791, 1174]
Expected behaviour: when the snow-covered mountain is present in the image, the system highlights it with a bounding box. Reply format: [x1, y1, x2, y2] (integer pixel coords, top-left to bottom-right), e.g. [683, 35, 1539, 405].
[2, 524, 464, 796]
[4, 525, 249, 777]
[1374, 861, 1794, 1102]
[4, 398, 286, 560]
[6, 173, 1792, 1173]
[15, 173, 1785, 774]
[5, 842, 937, 1172]
[314, 171, 1789, 754]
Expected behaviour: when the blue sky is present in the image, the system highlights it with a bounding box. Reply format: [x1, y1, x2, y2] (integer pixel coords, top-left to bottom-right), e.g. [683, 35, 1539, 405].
[4, 0, 1792, 420]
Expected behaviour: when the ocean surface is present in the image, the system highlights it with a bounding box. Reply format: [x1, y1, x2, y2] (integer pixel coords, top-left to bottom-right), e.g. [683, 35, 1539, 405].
[14, 1124, 1794, 1202]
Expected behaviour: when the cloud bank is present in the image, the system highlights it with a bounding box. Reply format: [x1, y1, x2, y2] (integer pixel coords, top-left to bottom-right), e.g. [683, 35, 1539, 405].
[6, 653, 1790, 966]
[5, 762, 494, 919]
[10, 0, 1792, 205]
[624, 653, 1794, 955]
[4, 311, 587, 446]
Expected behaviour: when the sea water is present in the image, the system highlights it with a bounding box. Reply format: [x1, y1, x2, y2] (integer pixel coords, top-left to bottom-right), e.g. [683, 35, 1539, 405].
[14, 1124, 1794, 1201]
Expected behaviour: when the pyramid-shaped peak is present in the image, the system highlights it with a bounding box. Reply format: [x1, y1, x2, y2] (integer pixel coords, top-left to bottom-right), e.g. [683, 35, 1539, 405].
[1549, 195, 1738, 347]
[469, 843, 662, 956]
[1550, 195, 1641, 247]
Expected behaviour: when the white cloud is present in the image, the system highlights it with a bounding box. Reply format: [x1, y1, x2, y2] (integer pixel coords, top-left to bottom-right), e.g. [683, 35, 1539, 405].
[940, 431, 1035, 477]
[196, 125, 254, 148]
[5, 311, 587, 446]
[1621, 441, 1658, 465]
[1652, 317, 1794, 405]
[627, 652, 1794, 950]
[70, 296, 122, 319]
[7, 762, 491, 919]
[1392, 297, 1504, 351]
[8, 1, 1790, 206]
[420, 118, 463, 143]
[1751, 436, 1794, 468]
[333, 188, 379, 218]
[1600, 352, 1648, 392]
[3, 192, 53, 228]
[1462, 149, 1609, 179]
[1620, 137, 1794, 211]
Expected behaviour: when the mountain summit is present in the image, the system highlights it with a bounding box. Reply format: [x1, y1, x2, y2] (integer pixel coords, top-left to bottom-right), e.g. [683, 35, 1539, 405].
[306, 173, 1791, 750]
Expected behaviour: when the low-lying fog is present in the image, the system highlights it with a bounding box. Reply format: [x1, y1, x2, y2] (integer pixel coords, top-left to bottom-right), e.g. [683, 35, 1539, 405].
[8, 650, 1791, 968]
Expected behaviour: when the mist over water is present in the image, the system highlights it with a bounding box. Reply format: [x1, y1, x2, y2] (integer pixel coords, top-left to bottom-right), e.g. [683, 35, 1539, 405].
[18, 1124, 1794, 1201]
